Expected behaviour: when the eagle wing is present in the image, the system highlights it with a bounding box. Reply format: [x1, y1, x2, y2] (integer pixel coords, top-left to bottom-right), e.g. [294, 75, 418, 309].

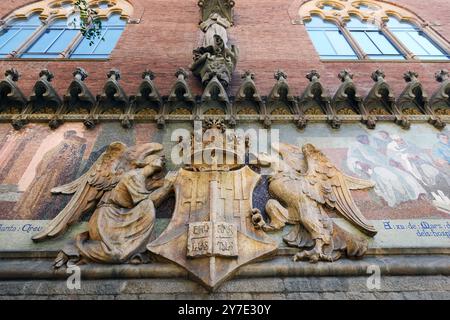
[303, 146, 377, 237]
[32, 142, 128, 242]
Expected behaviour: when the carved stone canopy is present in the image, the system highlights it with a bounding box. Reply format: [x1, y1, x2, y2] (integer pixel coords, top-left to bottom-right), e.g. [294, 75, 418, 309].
[430, 70, 450, 115]
[198, 0, 235, 25]
[300, 70, 330, 115]
[267, 70, 299, 116]
[364, 69, 410, 129]
[64, 68, 96, 114]
[332, 70, 363, 115]
[98, 69, 129, 113]
[29, 69, 63, 114]
[0, 69, 27, 113]
[300, 70, 340, 129]
[166, 68, 195, 116]
[134, 70, 163, 114]
[398, 71, 445, 129]
[235, 71, 267, 119]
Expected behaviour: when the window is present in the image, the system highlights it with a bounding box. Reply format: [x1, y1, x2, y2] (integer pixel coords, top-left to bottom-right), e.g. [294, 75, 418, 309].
[347, 17, 404, 60]
[298, 0, 450, 61]
[387, 17, 449, 60]
[21, 15, 80, 58]
[70, 14, 126, 59]
[0, 0, 132, 60]
[305, 16, 358, 60]
[0, 14, 42, 58]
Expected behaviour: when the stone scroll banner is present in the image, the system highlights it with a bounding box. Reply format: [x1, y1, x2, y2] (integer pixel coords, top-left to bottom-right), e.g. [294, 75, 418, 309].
[0, 219, 449, 255]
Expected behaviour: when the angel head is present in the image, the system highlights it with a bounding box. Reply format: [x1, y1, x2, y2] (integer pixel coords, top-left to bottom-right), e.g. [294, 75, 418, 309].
[121, 142, 165, 175]
[302, 143, 326, 162]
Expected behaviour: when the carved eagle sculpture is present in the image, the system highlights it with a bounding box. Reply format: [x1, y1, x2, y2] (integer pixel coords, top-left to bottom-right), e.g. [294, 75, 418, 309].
[255, 143, 377, 262]
[32, 142, 164, 242]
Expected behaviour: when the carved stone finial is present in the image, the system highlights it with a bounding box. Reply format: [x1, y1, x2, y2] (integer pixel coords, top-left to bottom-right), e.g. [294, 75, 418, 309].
[242, 70, 255, 80]
[39, 69, 54, 82]
[371, 69, 385, 82]
[403, 71, 419, 83]
[435, 69, 449, 83]
[274, 70, 287, 81]
[5, 68, 20, 82]
[306, 70, 320, 82]
[175, 68, 189, 80]
[142, 70, 155, 81]
[73, 68, 88, 81]
[338, 70, 353, 82]
[107, 69, 121, 81]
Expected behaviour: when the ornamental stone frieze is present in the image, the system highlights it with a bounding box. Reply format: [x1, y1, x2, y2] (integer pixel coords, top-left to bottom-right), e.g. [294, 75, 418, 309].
[0, 68, 448, 130]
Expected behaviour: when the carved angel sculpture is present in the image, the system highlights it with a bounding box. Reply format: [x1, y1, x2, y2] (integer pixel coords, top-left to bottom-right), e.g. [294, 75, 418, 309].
[253, 143, 377, 263]
[32, 142, 174, 266]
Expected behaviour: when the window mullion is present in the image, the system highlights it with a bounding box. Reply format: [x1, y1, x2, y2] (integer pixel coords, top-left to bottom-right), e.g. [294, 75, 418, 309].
[62, 30, 83, 58]
[11, 22, 48, 57]
[91, 27, 109, 54]
[381, 25, 414, 60]
[339, 23, 366, 60]
[43, 28, 64, 54]
[421, 25, 450, 54]
[366, 31, 384, 55]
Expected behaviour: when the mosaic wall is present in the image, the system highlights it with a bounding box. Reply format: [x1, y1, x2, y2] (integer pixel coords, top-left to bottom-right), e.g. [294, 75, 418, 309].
[0, 122, 448, 223]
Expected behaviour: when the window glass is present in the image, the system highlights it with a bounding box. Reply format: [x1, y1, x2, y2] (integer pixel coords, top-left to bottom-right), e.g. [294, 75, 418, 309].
[21, 15, 80, 58]
[347, 17, 404, 60]
[70, 14, 126, 59]
[306, 16, 358, 60]
[0, 14, 42, 58]
[387, 17, 449, 60]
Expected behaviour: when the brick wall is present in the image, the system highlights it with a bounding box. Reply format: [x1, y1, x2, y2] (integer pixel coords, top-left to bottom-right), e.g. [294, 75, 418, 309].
[0, 0, 449, 99]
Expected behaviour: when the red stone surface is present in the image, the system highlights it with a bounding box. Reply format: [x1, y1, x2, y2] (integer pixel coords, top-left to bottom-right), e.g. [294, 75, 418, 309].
[0, 0, 448, 98]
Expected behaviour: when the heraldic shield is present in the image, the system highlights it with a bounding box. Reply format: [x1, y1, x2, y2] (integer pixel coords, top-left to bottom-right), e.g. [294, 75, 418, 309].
[148, 166, 278, 290]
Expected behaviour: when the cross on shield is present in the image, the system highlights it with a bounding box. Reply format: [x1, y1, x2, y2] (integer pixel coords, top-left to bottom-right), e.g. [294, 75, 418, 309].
[147, 166, 278, 291]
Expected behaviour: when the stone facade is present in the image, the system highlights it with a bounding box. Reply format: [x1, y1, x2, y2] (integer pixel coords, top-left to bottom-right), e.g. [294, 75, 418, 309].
[0, 0, 449, 300]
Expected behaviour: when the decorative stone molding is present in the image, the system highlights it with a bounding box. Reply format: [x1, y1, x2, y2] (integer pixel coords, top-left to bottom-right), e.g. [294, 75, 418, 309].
[132, 70, 164, 127]
[235, 71, 268, 126]
[166, 69, 195, 119]
[63, 68, 96, 117]
[294, 0, 427, 27]
[398, 71, 446, 129]
[267, 71, 303, 128]
[300, 70, 339, 129]
[1, 67, 448, 131]
[198, 0, 235, 25]
[0, 69, 27, 115]
[365, 69, 410, 129]
[332, 70, 375, 128]
[2, 0, 134, 23]
[430, 70, 450, 117]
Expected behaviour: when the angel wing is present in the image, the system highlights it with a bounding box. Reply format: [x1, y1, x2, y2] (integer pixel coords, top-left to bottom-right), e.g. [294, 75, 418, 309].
[275, 143, 376, 236]
[32, 142, 129, 242]
[301, 143, 377, 237]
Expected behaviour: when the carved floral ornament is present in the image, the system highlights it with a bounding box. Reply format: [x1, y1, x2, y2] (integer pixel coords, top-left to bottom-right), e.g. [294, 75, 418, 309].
[292, 0, 429, 27]
[1, 0, 133, 23]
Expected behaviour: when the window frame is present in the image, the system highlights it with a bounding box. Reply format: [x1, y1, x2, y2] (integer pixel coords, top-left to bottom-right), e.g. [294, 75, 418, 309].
[0, 12, 127, 60]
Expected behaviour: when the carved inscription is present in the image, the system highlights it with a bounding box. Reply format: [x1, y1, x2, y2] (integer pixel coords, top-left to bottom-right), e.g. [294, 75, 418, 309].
[187, 221, 238, 258]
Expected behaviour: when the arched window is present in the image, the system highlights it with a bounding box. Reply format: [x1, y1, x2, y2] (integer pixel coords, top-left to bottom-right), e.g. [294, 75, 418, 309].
[346, 17, 404, 60]
[386, 17, 449, 60]
[297, 0, 450, 61]
[305, 16, 358, 60]
[0, 0, 133, 60]
[0, 14, 42, 58]
[21, 14, 81, 58]
[70, 14, 126, 59]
